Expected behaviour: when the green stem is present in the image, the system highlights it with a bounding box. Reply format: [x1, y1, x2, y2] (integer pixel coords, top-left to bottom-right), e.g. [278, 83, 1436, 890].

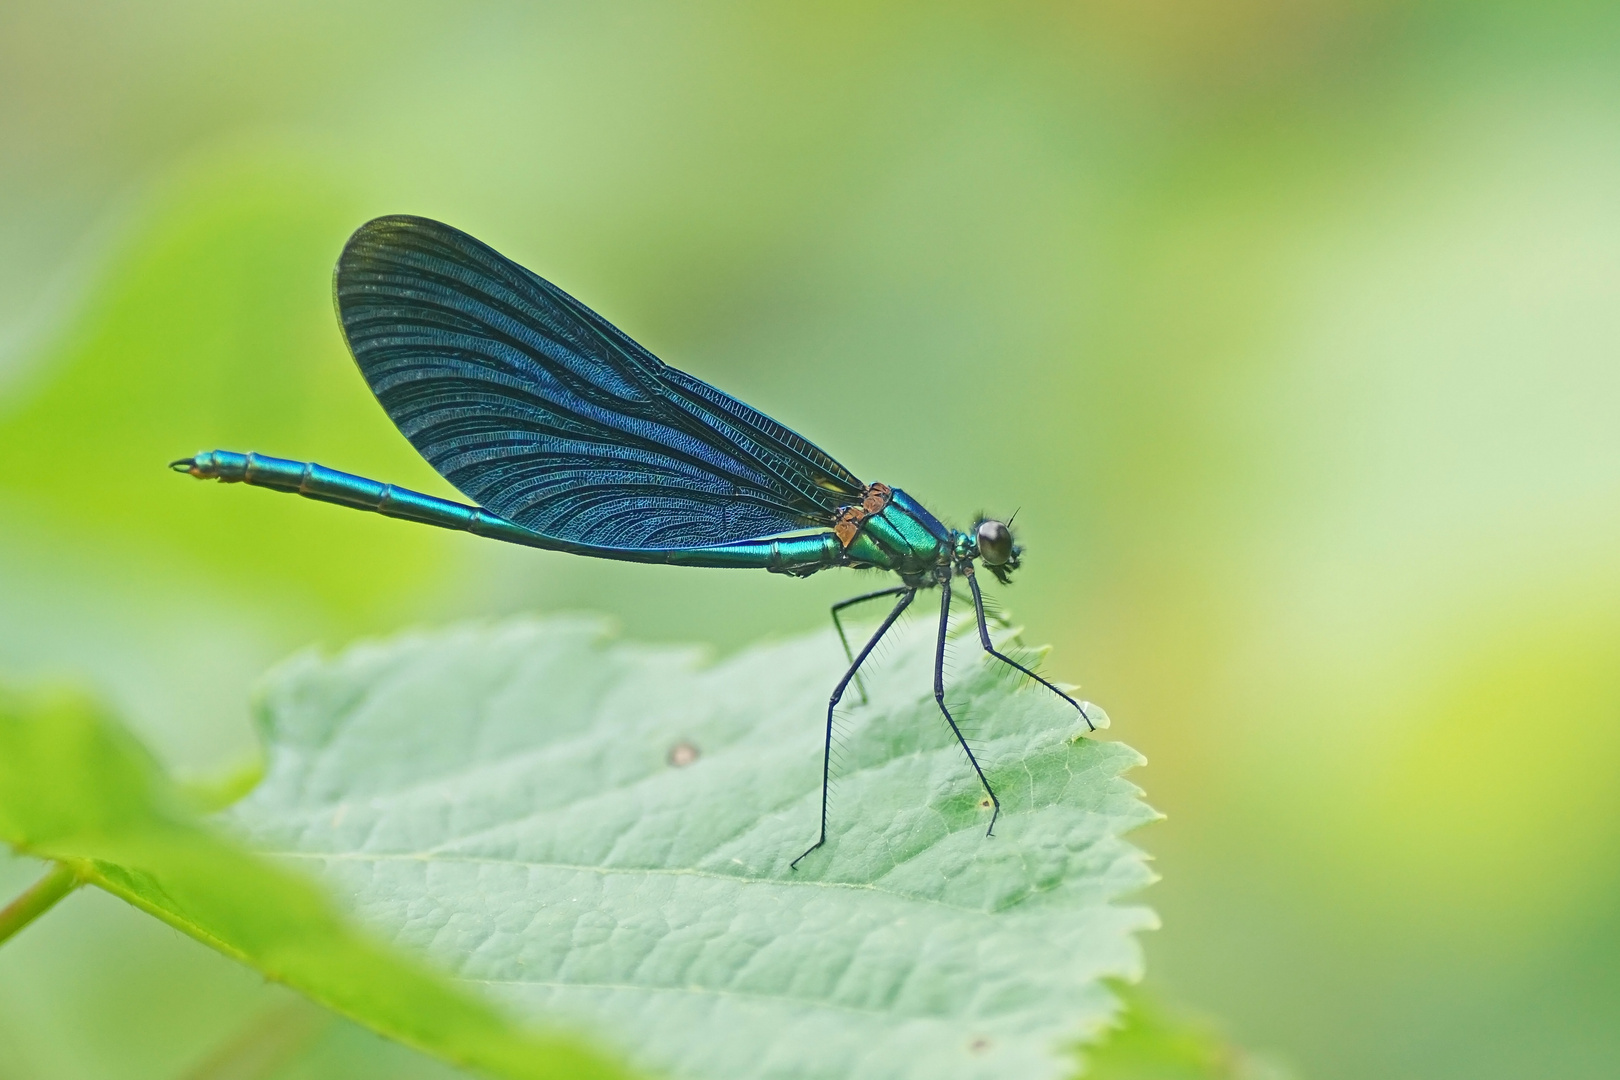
[0, 861, 80, 946]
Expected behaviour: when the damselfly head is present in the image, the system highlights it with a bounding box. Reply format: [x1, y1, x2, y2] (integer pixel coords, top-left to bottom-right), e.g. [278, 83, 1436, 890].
[972, 517, 1022, 583]
[976, 519, 1013, 565]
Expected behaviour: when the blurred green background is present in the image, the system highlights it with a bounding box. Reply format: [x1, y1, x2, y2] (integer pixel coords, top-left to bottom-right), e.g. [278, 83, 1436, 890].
[1, 2, 1617, 1077]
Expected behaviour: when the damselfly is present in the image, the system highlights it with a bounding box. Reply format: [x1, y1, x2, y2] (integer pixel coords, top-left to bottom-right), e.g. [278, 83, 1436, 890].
[172, 216, 1092, 866]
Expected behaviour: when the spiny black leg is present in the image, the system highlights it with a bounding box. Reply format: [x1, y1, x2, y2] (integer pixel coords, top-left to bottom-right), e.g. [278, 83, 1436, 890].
[830, 585, 911, 705]
[965, 568, 1094, 731]
[933, 577, 1001, 836]
[793, 587, 917, 869]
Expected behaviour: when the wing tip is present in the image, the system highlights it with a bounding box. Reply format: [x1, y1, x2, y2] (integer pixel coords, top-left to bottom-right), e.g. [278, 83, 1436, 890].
[341, 214, 461, 263]
[333, 215, 490, 324]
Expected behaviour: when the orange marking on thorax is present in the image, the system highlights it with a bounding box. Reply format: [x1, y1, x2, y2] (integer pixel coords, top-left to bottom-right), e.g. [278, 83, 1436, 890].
[833, 483, 893, 548]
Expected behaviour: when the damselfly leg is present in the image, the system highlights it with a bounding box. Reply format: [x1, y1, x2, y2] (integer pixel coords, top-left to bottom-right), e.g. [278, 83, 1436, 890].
[964, 568, 1094, 731]
[793, 587, 917, 869]
[933, 578, 1001, 836]
[830, 585, 911, 705]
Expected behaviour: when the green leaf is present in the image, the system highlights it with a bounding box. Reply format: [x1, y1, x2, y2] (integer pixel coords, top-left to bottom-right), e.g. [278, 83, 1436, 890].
[1079, 987, 1295, 1080]
[0, 687, 631, 1080]
[232, 614, 1160, 1080]
[0, 152, 464, 625]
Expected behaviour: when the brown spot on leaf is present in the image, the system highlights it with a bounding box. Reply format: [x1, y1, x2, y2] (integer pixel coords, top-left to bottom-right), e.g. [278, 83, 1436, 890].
[668, 742, 699, 767]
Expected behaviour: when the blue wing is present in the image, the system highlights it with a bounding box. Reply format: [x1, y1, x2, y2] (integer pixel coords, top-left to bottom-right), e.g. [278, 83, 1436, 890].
[333, 216, 867, 549]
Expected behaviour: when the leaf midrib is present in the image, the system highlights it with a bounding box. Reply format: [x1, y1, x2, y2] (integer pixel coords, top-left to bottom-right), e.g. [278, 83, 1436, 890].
[455, 975, 997, 1022]
[257, 849, 1077, 916]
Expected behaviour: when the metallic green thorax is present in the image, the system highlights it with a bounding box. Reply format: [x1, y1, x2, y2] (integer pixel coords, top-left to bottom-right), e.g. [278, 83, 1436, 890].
[838, 489, 953, 582]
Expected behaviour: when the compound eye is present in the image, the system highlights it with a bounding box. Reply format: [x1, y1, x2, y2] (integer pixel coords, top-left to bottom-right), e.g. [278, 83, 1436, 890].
[976, 519, 1013, 565]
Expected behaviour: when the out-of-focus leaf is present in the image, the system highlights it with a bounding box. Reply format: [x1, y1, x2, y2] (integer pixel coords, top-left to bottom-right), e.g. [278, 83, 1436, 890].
[231, 614, 1159, 1080]
[0, 686, 631, 1080]
[1079, 986, 1294, 1079]
[0, 153, 462, 625]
